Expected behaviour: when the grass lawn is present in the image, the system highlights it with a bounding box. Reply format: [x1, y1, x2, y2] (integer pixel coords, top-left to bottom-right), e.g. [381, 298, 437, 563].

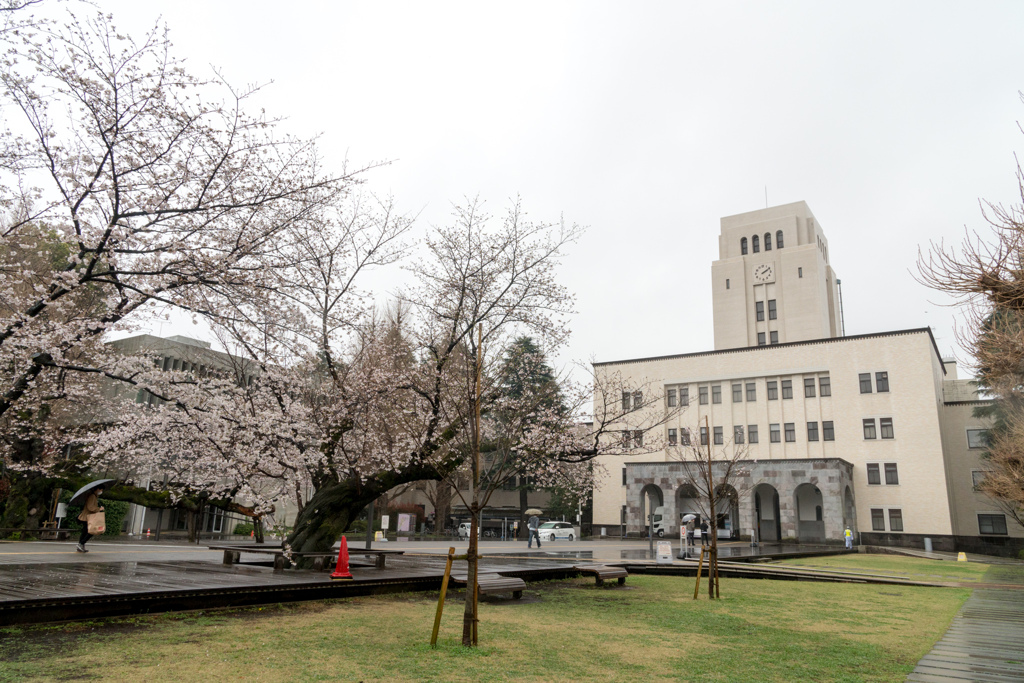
[777, 554, 991, 582]
[0, 572, 970, 683]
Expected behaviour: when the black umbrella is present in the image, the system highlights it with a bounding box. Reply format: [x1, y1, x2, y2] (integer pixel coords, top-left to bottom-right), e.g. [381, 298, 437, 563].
[69, 479, 116, 506]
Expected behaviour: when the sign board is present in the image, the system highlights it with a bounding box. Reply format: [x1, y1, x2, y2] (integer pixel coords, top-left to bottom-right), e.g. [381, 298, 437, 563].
[55, 503, 67, 519]
[381, 514, 390, 531]
[656, 541, 673, 564]
[396, 513, 411, 542]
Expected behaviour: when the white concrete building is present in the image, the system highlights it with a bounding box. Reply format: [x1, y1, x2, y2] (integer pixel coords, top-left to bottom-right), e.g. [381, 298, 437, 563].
[591, 202, 1023, 555]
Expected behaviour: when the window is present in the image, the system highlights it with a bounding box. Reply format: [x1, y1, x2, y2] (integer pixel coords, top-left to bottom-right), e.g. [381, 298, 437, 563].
[622, 467, 627, 485]
[741, 237, 748, 255]
[784, 422, 796, 442]
[967, 429, 989, 449]
[667, 388, 676, 407]
[752, 234, 760, 252]
[712, 385, 721, 404]
[713, 426, 723, 445]
[680, 387, 689, 406]
[732, 384, 743, 402]
[633, 431, 643, 448]
[746, 383, 756, 401]
[972, 470, 986, 490]
[734, 425, 744, 444]
[768, 299, 777, 320]
[767, 381, 778, 400]
[756, 301, 765, 322]
[807, 422, 819, 441]
[757, 332, 766, 346]
[871, 508, 885, 531]
[823, 421, 834, 441]
[770, 423, 781, 443]
[979, 514, 1008, 535]
[879, 418, 894, 440]
[781, 379, 793, 399]
[748, 424, 759, 443]
[621, 430, 630, 448]
[726, 278, 730, 290]
[867, 463, 881, 485]
[888, 509, 903, 532]
[819, 376, 831, 397]
[770, 331, 779, 345]
[681, 428, 691, 446]
[863, 419, 877, 439]
[764, 232, 772, 251]
[798, 266, 803, 278]
[621, 392, 630, 411]
[700, 426, 708, 446]
[633, 391, 643, 410]
[859, 373, 872, 394]
[668, 428, 677, 446]
[699, 386, 708, 405]
[804, 378, 816, 398]
[875, 371, 889, 393]
[776, 230, 784, 249]
[884, 462, 899, 485]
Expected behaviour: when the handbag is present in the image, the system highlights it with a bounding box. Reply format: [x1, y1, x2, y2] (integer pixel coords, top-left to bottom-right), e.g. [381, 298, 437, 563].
[87, 511, 106, 535]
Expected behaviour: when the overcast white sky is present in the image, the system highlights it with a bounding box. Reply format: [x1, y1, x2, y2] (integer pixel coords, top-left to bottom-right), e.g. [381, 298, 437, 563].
[91, 1, 1024, 377]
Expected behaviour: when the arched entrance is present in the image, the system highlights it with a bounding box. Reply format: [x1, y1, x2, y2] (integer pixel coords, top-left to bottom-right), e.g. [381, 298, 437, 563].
[714, 484, 740, 540]
[753, 483, 781, 542]
[795, 483, 825, 543]
[676, 483, 701, 536]
[639, 484, 663, 537]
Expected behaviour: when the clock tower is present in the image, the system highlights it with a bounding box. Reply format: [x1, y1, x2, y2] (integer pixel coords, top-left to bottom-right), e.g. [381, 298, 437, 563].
[710, 201, 842, 350]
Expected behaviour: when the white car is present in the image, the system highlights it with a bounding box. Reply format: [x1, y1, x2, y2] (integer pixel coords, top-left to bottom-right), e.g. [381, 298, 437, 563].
[537, 521, 576, 542]
[457, 523, 479, 540]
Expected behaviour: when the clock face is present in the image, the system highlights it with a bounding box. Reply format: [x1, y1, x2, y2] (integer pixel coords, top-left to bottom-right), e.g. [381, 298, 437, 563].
[753, 264, 775, 283]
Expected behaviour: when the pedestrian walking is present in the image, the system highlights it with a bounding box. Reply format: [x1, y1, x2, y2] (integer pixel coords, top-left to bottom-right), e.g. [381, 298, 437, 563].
[844, 526, 854, 550]
[527, 515, 541, 549]
[77, 487, 105, 553]
[686, 520, 695, 547]
[699, 520, 709, 545]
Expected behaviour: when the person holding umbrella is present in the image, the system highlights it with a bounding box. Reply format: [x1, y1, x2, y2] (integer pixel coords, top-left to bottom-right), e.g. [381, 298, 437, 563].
[525, 508, 543, 549]
[70, 479, 113, 553]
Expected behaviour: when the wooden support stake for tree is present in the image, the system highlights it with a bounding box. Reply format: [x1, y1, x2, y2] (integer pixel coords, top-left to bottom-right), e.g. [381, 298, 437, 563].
[430, 546, 456, 648]
[693, 546, 705, 600]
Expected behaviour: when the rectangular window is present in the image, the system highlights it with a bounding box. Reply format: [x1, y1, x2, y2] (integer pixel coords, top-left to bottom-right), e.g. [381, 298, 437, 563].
[875, 371, 889, 393]
[979, 513, 1008, 535]
[734, 425, 744, 444]
[768, 299, 777, 320]
[732, 384, 743, 403]
[859, 373, 872, 394]
[863, 418, 877, 440]
[880, 417, 894, 440]
[680, 387, 689, 406]
[746, 382, 756, 401]
[871, 508, 885, 531]
[884, 463, 899, 485]
[770, 423, 781, 443]
[700, 426, 708, 446]
[767, 381, 778, 400]
[681, 428, 691, 446]
[756, 301, 765, 322]
[668, 428, 677, 446]
[972, 470, 986, 490]
[784, 422, 796, 442]
[798, 267, 803, 278]
[713, 426, 723, 445]
[867, 463, 881, 485]
[633, 391, 643, 410]
[967, 429, 989, 449]
[622, 391, 630, 411]
[888, 509, 903, 532]
[699, 386, 708, 405]
[823, 421, 834, 441]
[712, 385, 721, 404]
[622, 430, 630, 448]
[757, 332, 766, 346]
[781, 380, 793, 399]
[633, 430, 643, 448]
[726, 278, 730, 290]
[622, 467, 627, 485]
[748, 424, 759, 443]
[807, 422, 819, 442]
[770, 331, 779, 345]
[667, 388, 677, 407]
[804, 378, 816, 398]
[819, 376, 831, 397]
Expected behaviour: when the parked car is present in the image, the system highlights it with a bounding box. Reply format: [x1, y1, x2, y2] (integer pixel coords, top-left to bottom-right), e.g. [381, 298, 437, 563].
[457, 522, 479, 540]
[537, 521, 576, 542]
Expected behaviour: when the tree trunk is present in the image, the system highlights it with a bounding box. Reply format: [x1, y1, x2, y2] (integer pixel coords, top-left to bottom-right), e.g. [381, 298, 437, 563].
[519, 483, 529, 540]
[462, 505, 480, 646]
[254, 515, 265, 543]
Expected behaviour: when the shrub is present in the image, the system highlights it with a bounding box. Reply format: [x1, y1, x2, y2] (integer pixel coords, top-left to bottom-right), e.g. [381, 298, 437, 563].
[233, 523, 255, 536]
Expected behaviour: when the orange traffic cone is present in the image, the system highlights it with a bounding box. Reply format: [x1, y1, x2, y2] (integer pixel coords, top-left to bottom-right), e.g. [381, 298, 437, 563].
[331, 536, 354, 580]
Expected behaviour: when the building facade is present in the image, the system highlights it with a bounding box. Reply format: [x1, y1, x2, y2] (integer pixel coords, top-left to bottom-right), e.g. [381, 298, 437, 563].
[592, 202, 1022, 554]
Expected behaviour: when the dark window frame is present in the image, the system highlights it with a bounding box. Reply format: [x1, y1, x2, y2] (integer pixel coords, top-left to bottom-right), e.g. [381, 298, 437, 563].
[746, 382, 756, 401]
[884, 462, 899, 485]
[784, 422, 796, 442]
[732, 384, 743, 403]
[859, 373, 872, 394]
[880, 417, 894, 440]
[807, 421, 819, 442]
[871, 508, 885, 531]
[804, 377, 816, 398]
[888, 509, 903, 532]
[867, 463, 881, 485]
[699, 386, 708, 405]
[748, 424, 759, 444]
[711, 385, 722, 404]
[819, 376, 831, 397]
[875, 371, 889, 393]
[770, 331, 779, 345]
[781, 379, 793, 399]
[767, 381, 778, 400]
[863, 418, 877, 440]
[823, 421, 835, 441]
[713, 426, 723, 445]
[979, 513, 1008, 535]
[756, 301, 765, 322]
[769, 423, 781, 443]
[768, 299, 777, 320]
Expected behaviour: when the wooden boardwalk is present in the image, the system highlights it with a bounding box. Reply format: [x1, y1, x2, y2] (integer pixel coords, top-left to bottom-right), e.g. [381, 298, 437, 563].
[908, 565, 1024, 682]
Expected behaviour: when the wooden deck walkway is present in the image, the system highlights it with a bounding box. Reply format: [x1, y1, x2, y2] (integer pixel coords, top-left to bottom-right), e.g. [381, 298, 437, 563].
[908, 565, 1024, 682]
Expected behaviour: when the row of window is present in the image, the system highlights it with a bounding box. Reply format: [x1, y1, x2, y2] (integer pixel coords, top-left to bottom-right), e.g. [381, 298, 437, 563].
[668, 377, 833, 407]
[755, 299, 777, 322]
[666, 420, 837, 446]
[870, 508, 903, 532]
[740, 230, 785, 255]
[859, 371, 889, 393]
[863, 418, 895, 440]
[866, 462, 899, 485]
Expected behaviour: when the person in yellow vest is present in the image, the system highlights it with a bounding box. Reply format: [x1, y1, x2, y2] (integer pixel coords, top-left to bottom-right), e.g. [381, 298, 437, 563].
[844, 526, 854, 550]
[76, 488, 105, 553]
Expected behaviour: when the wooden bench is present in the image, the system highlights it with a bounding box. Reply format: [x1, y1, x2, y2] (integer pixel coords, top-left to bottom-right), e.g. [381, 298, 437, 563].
[450, 573, 526, 599]
[207, 545, 404, 573]
[574, 564, 628, 587]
